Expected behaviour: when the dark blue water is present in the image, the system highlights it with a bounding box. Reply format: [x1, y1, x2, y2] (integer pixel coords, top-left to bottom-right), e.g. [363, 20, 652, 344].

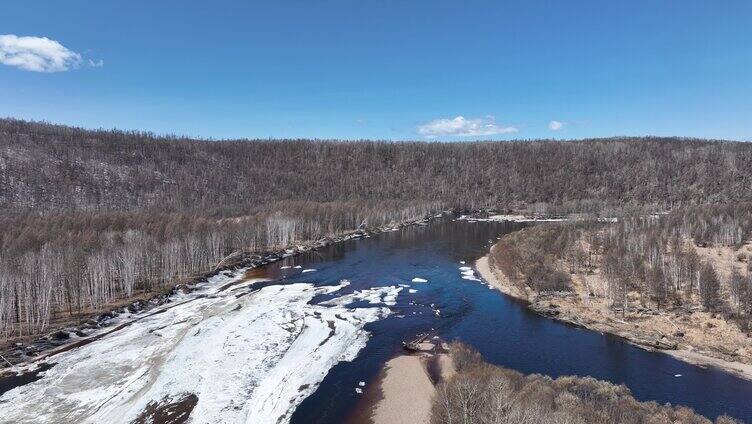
[269, 218, 752, 423]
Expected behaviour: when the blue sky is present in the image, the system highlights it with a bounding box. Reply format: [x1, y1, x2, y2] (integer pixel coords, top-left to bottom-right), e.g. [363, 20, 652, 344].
[1, 1, 750, 140]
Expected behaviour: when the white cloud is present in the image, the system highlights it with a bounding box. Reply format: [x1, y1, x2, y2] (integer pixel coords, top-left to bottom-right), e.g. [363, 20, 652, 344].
[88, 58, 104, 68]
[0, 34, 82, 72]
[548, 120, 564, 131]
[417, 116, 518, 137]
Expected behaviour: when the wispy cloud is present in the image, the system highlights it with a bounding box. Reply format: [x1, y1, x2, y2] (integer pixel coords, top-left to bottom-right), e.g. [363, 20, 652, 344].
[0, 34, 97, 72]
[548, 120, 564, 131]
[417, 116, 517, 137]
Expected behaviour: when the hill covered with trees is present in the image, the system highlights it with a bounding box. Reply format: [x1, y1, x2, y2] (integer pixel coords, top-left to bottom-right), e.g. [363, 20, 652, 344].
[1, 118, 751, 339]
[2, 119, 752, 214]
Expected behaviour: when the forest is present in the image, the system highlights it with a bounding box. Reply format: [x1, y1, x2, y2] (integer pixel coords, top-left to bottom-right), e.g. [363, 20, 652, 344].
[489, 203, 752, 367]
[2, 118, 752, 339]
[492, 205, 752, 324]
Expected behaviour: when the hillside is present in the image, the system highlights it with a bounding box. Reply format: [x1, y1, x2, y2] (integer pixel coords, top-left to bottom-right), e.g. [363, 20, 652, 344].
[2, 118, 752, 339]
[3, 119, 752, 215]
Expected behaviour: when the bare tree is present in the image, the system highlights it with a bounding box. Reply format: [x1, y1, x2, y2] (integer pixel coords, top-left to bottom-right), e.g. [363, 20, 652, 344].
[699, 262, 721, 312]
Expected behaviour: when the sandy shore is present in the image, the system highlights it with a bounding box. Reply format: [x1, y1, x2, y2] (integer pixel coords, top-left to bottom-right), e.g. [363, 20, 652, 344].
[476, 254, 752, 382]
[371, 355, 435, 424]
[367, 343, 455, 424]
[475, 254, 529, 300]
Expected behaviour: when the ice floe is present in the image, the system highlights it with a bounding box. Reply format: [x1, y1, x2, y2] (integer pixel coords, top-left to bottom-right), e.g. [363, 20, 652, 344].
[412, 277, 428, 283]
[457, 214, 567, 223]
[459, 267, 481, 281]
[322, 286, 403, 307]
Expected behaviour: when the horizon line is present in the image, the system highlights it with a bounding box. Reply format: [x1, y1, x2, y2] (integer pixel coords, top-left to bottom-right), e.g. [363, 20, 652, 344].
[2, 116, 749, 144]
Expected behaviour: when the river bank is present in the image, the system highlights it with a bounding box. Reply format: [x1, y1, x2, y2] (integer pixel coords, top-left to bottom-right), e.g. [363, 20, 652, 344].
[0, 267, 408, 423]
[360, 337, 742, 424]
[476, 251, 752, 382]
[356, 340, 455, 424]
[0, 214, 442, 371]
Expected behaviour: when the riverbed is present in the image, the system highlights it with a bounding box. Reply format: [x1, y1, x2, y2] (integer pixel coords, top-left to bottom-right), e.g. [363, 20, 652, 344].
[1, 218, 751, 423]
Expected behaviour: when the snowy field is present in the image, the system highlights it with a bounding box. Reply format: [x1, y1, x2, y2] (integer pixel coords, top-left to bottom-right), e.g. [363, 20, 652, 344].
[0, 270, 400, 423]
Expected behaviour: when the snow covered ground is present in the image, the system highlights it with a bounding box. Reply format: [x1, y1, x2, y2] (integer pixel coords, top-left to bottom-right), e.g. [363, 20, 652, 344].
[457, 214, 567, 223]
[0, 270, 400, 424]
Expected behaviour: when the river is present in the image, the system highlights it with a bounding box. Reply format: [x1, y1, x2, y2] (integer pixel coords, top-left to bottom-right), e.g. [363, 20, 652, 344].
[1, 218, 751, 423]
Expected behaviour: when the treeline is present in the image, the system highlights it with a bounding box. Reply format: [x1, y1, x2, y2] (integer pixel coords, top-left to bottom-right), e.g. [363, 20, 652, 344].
[0, 200, 438, 337]
[491, 204, 752, 327]
[598, 205, 752, 324]
[432, 343, 740, 424]
[491, 224, 580, 292]
[3, 119, 752, 215]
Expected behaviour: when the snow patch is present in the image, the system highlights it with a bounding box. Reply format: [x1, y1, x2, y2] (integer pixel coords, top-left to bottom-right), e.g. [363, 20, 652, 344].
[459, 214, 567, 223]
[0, 272, 397, 424]
[322, 286, 403, 307]
[459, 267, 481, 281]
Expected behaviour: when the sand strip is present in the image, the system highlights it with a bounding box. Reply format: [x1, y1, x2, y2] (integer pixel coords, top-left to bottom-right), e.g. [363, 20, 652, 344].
[372, 355, 435, 424]
[475, 255, 529, 300]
